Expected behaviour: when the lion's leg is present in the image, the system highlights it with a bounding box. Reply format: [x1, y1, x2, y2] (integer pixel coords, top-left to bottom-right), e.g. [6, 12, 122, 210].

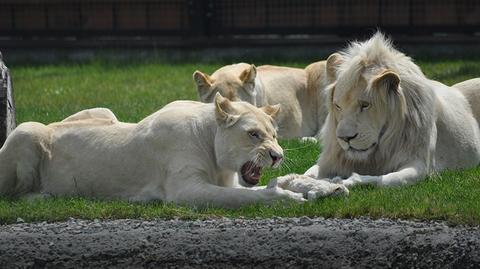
[342, 162, 427, 188]
[300, 137, 318, 143]
[61, 108, 118, 123]
[171, 180, 305, 208]
[0, 122, 50, 196]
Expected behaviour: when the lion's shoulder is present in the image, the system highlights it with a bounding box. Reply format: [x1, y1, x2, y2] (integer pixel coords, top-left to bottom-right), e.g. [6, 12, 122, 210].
[305, 60, 327, 96]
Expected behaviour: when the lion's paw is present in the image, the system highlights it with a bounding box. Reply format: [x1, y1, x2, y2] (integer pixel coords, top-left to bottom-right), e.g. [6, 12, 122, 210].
[300, 137, 318, 143]
[266, 186, 306, 203]
[327, 176, 344, 184]
[342, 173, 362, 187]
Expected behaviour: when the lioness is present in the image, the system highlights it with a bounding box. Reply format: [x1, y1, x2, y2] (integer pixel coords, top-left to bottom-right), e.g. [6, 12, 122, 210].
[193, 62, 329, 139]
[305, 32, 480, 187]
[0, 94, 345, 207]
[453, 78, 480, 126]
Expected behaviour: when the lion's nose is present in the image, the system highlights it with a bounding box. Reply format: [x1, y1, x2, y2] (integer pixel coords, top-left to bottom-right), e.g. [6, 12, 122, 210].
[269, 151, 283, 167]
[338, 133, 358, 143]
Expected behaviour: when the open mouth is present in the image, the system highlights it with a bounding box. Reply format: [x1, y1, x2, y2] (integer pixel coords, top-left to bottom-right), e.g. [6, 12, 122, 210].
[240, 161, 263, 185]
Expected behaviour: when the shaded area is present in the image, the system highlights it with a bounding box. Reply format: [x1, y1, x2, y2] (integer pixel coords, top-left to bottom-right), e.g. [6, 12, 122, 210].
[1, 0, 479, 50]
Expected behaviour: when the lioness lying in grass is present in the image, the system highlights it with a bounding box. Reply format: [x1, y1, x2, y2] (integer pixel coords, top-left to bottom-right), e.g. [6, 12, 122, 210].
[0, 94, 346, 208]
[193, 62, 329, 140]
[453, 78, 480, 126]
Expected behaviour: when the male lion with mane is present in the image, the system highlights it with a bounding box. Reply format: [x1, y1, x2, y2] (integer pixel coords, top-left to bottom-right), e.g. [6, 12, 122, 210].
[305, 32, 480, 187]
[0, 94, 345, 207]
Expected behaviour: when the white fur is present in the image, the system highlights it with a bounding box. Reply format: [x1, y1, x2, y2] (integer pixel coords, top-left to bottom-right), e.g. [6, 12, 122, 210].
[453, 78, 480, 126]
[268, 174, 348, 201]
[194, 62, 330, 139]
[305, 33, 480, 187]
[0, 96, 344, 207]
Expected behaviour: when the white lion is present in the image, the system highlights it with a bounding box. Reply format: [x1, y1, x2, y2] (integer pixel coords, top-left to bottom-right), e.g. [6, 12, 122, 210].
[453, 78, 480, 126]
[0, 94, 346, 207]
[193, 62, 329, 139]
[305, 32, 480, 187]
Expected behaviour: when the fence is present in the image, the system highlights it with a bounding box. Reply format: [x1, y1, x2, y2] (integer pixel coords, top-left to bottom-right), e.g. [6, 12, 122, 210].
[0, 0, 479, 46]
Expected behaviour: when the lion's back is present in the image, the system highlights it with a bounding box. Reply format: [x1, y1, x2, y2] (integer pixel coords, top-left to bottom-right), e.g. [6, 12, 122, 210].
[142, 101, 214, 133]
[434, 82, 480, 169]
[40, 102, 215, 199]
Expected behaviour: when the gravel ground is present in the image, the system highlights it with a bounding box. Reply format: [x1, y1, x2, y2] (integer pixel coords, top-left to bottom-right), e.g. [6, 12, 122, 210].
[1, 217, 479, 268]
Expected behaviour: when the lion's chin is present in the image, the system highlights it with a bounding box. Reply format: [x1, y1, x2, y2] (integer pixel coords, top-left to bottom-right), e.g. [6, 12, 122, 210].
[344, 143, 377, 161]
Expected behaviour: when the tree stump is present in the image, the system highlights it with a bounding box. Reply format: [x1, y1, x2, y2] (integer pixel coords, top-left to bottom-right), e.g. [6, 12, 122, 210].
[0, 52, 16, 147]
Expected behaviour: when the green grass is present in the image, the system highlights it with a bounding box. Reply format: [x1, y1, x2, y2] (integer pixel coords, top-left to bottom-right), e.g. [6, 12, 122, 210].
[3, 58, 480, 225]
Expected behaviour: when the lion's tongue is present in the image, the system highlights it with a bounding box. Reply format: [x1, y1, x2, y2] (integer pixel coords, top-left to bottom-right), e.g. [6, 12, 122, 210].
[250, 166, 261, 180]
[241, 161, 262, 185]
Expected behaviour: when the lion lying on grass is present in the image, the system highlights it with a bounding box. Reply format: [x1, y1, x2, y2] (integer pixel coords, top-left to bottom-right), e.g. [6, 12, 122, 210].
[305, 32, 480, 187]
[0, 94, 346, 208]
[453, 78, 480, 126]
[193, 62, 329, 139]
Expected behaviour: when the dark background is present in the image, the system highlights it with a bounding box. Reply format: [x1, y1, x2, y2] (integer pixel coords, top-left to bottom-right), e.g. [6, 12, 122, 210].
[0, 0, 479, 49]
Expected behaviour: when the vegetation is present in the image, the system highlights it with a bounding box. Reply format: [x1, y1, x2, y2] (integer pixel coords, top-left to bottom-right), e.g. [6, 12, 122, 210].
[1, 58, 479, 225]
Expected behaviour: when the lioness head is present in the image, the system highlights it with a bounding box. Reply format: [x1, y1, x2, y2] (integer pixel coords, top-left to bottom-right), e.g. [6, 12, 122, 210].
[193, 63, 257, 105]
[325, 53, 402, 161]
[213, 93, 283, 186]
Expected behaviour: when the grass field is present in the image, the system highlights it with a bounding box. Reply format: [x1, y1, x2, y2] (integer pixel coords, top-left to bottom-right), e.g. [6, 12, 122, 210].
[1, 57, 480, 225]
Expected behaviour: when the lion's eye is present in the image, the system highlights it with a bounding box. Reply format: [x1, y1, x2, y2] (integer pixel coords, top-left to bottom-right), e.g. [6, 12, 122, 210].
[359, 102, 371, 111]
[248, 131, 260, 139]
[334, 103, 342, 111]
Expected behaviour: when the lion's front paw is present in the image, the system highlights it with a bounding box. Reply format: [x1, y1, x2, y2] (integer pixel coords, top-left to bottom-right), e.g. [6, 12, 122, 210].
[326, 176, 344, 184]
[300, 136, 318, 143]
[266, 187, 306, 204]
[342, 173, 362, 187]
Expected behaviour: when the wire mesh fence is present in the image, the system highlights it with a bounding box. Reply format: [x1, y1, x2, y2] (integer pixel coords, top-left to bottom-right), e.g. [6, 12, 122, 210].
[0, 0, 478, 43]
[207, 0, 480, 35]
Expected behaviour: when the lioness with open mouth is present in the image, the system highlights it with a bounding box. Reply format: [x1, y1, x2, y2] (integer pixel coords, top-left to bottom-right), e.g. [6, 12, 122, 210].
[0, 93, 345, 208]
[193, 62, 329, 140]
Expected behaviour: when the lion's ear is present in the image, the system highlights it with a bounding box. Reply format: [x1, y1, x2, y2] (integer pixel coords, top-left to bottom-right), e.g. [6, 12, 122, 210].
[372, 70, 400, 93]
[261, 104, 281, 119]
[326, 53, 343, 84]
[239, 64, 257, 86]
[325, 83, 336, 112]
[214, 93, 240, 128]
[193, 71, 214, 102]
